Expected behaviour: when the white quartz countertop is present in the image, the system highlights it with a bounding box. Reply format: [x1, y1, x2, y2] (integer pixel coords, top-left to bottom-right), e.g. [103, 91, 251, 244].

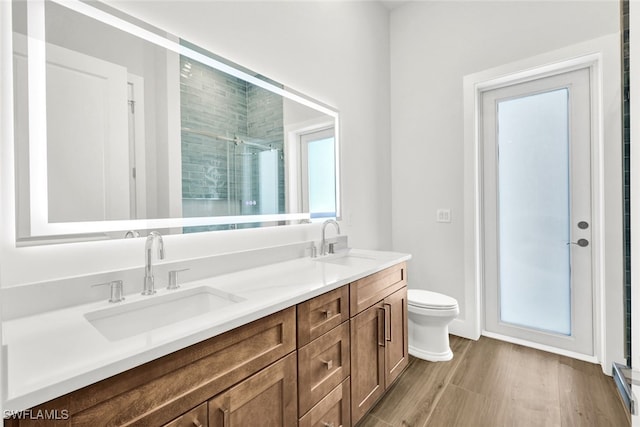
[2, 249, 410, 411]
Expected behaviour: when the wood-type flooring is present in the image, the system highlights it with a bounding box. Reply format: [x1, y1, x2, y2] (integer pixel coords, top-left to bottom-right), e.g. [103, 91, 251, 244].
[358, 336, 629, 427]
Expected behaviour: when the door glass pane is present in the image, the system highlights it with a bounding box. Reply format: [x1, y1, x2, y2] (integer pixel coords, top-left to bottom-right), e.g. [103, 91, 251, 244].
[497, 88, 571, 335]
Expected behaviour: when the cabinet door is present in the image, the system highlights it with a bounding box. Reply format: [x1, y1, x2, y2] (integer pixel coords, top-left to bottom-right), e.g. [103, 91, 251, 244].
[349, 303, 385, 425]
[208, 352, 297, 427]
[384, 287, 409, 388]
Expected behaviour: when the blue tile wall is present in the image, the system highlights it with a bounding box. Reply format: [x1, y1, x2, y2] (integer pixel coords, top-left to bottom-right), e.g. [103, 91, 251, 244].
[179, 55, 284, 230]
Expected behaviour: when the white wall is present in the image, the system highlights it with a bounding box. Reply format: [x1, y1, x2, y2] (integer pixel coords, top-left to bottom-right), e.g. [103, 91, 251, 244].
[390, 1, 622, 368]
[0, 1, 391, 287]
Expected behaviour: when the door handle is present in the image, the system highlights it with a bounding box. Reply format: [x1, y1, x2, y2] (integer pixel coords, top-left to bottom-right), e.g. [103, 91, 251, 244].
[377, 307, 386, 347]
[567, 239, 589, 247]
[383, 303, 392, 342]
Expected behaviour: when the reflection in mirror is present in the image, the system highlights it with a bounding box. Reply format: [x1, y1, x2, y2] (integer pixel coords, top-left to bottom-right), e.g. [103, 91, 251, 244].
[11, 0, 340, 242]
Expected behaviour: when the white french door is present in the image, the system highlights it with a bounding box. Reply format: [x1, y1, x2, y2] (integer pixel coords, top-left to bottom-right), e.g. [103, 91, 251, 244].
[482, 67, 594, 356]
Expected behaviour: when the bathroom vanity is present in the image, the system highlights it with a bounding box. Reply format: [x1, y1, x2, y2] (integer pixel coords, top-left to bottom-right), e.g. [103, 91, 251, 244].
[2, 250, 410, 426]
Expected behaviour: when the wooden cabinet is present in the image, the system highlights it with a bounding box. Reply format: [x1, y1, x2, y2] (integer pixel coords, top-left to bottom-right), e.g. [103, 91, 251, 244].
[208, 353, 297, 427]
[349, 264, 408, 425]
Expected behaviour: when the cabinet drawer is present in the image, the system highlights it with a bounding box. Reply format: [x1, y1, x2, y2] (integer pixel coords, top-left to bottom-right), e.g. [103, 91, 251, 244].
[298, 321, 350, 415]
[297, 285, 349, 347]
[163, 403, 207, 427]
[299, 379, 351, 427]
[13, 307, 296, 427]
[350, 263, 406, 316]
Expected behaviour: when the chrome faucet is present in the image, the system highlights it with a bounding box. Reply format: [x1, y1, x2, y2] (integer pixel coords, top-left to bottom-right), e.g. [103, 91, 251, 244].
[321, 219, 341, 256]
[142, 231, 165, 295]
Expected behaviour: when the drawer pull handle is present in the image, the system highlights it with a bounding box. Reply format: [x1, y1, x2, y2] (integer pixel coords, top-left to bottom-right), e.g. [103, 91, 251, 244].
[321, 309, 333, 318]
[192, 419, 203, 427]
[322, 423, 335, 427]
[320, 358, 333, 370]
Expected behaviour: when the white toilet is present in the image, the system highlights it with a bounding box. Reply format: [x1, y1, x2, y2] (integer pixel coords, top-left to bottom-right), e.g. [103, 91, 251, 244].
[407, 289, 459, 362]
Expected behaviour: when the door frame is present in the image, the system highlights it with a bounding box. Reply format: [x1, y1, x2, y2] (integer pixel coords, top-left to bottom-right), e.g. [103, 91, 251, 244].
[462, 34, 623, 373]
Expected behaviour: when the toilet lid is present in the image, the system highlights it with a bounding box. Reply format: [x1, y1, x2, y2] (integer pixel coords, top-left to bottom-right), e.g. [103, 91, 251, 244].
[408, 289, 458, 309]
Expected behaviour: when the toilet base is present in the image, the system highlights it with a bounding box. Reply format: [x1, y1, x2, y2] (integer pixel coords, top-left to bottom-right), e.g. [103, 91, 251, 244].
[409, 345, 453, 362]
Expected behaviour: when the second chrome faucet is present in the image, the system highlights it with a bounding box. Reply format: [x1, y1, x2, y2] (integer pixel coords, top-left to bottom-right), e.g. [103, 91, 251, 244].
[321, 219, 341, 256]
[143, 231, 165, 295]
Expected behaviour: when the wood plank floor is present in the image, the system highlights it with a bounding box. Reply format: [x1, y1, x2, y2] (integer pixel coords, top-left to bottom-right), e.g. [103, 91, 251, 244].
[359, 336, 629, 427]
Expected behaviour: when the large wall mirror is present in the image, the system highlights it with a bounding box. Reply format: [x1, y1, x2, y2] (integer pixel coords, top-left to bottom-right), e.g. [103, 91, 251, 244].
[11, 0, 340, 242]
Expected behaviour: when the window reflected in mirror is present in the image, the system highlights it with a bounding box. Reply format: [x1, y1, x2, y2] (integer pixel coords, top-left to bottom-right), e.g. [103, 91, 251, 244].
[301, 128, 336, 219]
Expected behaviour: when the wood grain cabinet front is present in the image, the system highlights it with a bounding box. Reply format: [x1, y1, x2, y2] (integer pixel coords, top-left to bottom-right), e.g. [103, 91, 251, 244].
[298, 379, 351, 427]
[4, 307, 296, 427]
[163, 403, 208, 427]
[207, 352, 297, 427]
[349, 302, 386, 424]
[297, 286, 349, 348]
[298, 321, 350, 415]
[349, 263, 406, 316]
[349, 266, 408, 426]
[383, 287, 409, 388]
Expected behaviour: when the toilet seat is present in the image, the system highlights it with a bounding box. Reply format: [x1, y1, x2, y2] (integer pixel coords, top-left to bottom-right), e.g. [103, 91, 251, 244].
[408, 289, 458, 310]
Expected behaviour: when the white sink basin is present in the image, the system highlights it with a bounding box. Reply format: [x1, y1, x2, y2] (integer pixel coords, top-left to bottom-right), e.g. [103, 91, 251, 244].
[85, 286, 244, 341]
[316, 252, 377, 267]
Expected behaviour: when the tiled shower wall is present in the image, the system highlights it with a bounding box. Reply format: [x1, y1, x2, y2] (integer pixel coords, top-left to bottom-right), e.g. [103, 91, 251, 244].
[622, 0, 631, 365]
[180, 56, 284, 228]
[245, 83, 285, 215]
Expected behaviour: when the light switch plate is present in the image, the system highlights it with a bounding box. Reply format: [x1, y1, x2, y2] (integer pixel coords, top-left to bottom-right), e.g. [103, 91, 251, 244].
[437, 209, 451, 223]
